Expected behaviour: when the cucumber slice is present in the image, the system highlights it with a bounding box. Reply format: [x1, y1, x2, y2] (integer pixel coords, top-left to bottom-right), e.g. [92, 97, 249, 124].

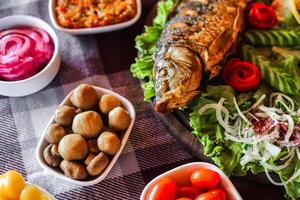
[245, 29, 300, 47]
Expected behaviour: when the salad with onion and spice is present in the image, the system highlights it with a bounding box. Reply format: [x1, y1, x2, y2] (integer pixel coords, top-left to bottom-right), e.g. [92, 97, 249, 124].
[190, 84, 300, 199]
[130, 0, 300, 199]
[189, 1, 300, 198]
[190, 1, 300, 199]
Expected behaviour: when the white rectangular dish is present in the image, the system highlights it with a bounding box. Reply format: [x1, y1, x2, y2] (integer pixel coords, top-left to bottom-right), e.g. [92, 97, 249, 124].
[48, 0, 142, 35]
[140, 162, 243, 200]
[36, 85, 135, 186]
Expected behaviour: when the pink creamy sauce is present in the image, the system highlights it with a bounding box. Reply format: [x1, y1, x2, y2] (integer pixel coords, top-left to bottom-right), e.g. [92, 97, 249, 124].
[0, 27, 54, 81]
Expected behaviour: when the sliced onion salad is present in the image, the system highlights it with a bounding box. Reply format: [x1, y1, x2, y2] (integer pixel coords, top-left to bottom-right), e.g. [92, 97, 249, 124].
[198, 92, 300, 187]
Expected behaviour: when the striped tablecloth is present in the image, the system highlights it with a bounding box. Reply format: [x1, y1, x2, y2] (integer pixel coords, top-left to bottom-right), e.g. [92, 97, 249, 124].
[0, 0, 286, 199]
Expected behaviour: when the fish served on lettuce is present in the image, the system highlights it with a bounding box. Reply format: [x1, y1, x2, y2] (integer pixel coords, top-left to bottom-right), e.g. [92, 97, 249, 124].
[131, 0, 300, 198]
[152, 0, 247, 112]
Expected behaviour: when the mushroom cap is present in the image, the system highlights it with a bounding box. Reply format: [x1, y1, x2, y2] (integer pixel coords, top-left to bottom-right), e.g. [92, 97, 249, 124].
[45, 123, 66, 144]
[43, 144, 62, 167]
[54, 105, 76, 126]
[70, 84, 99, 110]
[88, 139, 100, 154]
[58, 134, 88, 161]
[108, 107, 131, 131]
[72, 111, 103, 138]
[86, 152, 109, 176]
[99, 94, 121, 114]
[97, 131, 121, 155]
[60, 160, 88, 180]
[84, 153, 96, 166]
[51, 144, 60, 156]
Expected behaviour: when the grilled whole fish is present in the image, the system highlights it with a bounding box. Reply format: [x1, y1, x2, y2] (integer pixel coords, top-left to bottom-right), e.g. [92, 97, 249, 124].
[153, 0, 247, 112]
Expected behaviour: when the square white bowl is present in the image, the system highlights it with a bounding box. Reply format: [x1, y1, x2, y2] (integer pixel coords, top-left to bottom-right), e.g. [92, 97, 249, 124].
[140, 162, 243, 200]
[48, 0, 142, 35]
[36, 85, 135, 186]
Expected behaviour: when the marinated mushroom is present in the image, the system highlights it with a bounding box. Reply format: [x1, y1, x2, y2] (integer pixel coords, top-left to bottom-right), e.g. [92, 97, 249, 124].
[45, 123, 66, 144]
[60, 160, 88, 180]
[58, 134, 88, 161]
[54, 105, 76, 126]
[70, 84, 99, 110]
[97, 131, 121, 155]
[43, 144, 62, 167]
[108, 107, 131, 131]
[75, 108, 82, 114]
[99, 94, 121, 114]
[51, 144, 60, 156]
[84, 153, 96, 165]
[72, 111, 103, 138]
[87, 152, 109, 176]
[88, 139, 100, 154]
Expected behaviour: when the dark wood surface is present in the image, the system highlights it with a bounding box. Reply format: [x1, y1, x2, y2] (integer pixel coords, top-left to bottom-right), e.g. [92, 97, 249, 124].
[95, 1, 286, 199]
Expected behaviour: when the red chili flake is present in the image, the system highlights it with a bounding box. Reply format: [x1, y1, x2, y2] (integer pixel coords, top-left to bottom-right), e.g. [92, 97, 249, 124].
[278, 122, 288, 133]
[252, 117, 274, 135]
[290, 124, 300, 140]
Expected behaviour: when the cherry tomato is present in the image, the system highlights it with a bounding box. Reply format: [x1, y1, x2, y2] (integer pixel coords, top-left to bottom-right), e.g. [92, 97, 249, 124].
[195, 189, 227, 200]
[177, 186, 200, 199]
[145, 177, 177, 200]
[176, 198, 193, 200]
[190, 168, 220, 190]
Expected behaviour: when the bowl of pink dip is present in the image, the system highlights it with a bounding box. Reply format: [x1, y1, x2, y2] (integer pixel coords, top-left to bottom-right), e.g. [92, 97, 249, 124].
[0, 15, 60, 97]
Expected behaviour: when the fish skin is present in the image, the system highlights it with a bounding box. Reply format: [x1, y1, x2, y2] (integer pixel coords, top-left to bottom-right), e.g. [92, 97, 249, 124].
[153, 0, 247, 113]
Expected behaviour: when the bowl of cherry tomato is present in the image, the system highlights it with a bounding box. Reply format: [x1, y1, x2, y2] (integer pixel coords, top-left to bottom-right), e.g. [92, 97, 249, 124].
[140, 162, 242, 200]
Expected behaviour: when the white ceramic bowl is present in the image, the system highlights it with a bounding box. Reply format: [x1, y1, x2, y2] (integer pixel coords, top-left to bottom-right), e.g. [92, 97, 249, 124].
[0, 15, 60, 97]
[36, 85, 135, 186]
[49, 0, 142, 35]
[26, 182, 56, 200]
[140, 162, 243, 200]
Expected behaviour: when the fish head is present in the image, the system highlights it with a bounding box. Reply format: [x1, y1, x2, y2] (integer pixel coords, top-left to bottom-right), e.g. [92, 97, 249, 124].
[154, 45, 202, 112]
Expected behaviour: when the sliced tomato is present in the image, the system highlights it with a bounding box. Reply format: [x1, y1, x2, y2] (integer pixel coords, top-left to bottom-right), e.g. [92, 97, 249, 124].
[190, 168, 220, 190]
[145, 177, 177, 200]
[177, 186, 200, 199]
[195, 189, 227, 200]
[176, 198, 193, 200]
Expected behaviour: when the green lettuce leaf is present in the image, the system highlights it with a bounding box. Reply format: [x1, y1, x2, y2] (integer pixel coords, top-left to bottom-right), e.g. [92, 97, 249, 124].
[190, 97, 245, 175]
[189, 84, 273, 176]
[130, 0, 178, 101]
[278, 158, 300, 199]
